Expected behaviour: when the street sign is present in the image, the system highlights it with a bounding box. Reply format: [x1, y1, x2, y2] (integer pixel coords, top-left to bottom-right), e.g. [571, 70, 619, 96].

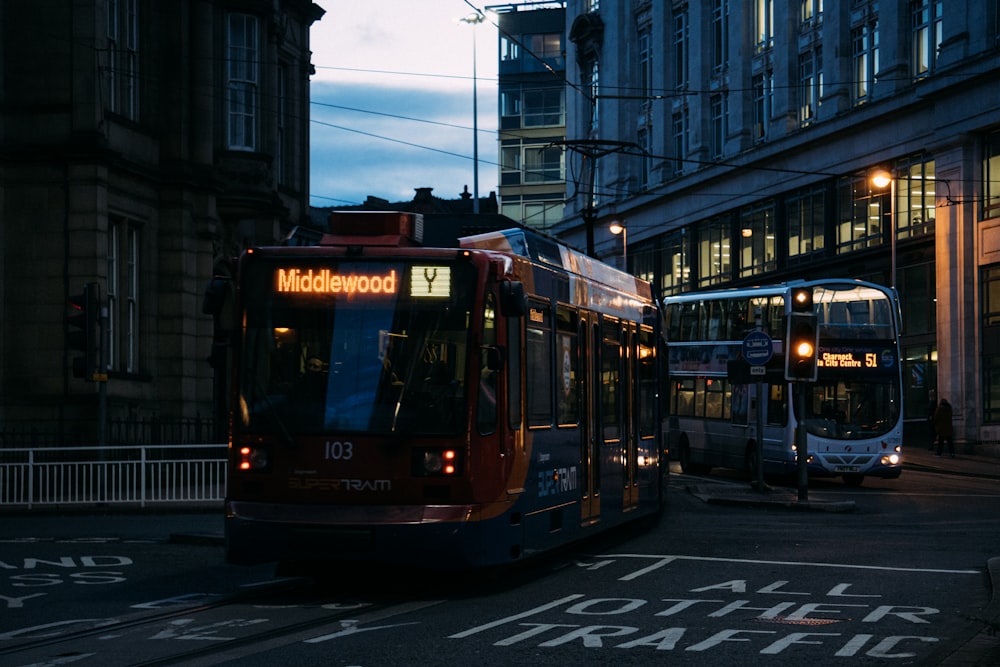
[742, 330, 773, 366]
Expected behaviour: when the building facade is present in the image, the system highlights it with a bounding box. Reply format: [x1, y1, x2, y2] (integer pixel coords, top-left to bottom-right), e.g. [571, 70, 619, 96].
[492, 2, 568, 230]
[0, 0, 324, 443]
[556, 1, 1000, 444]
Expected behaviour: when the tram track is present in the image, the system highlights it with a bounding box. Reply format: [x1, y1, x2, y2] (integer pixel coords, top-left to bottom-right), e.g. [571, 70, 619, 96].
[0, 575, 445, 666]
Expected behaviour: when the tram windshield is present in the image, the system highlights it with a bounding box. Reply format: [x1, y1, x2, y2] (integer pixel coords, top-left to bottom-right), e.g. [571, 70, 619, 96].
[236, 258, 477, 436]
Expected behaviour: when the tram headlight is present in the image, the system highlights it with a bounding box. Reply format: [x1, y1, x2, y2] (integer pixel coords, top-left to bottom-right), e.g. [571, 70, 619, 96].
[237, 445, 270, 472]
[414, 448, 462, 477]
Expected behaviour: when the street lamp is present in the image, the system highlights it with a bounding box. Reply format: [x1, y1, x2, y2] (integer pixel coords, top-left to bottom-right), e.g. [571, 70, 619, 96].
[460, 11, 484, 214]
[871, 169, 896, 289]
[609, 221, 627, 266]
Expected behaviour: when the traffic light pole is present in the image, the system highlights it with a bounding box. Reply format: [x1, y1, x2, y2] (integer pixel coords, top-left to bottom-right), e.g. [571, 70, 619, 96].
[98, 302, 108, 449]
[796, 381, 808, 502]
[753, 309, 768, 492]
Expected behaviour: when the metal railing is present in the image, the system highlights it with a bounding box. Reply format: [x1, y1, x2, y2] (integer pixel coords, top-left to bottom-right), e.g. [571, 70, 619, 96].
[0, 444, 227, 509]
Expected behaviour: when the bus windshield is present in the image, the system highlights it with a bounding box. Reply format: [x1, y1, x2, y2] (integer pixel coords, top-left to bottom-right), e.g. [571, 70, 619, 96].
[236, 258, 477, 436]
[803, 284, 900, 439]
[800, 379, 900, 439]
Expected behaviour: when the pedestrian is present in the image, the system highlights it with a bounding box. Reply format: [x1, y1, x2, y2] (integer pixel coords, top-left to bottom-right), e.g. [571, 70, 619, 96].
[926, 391, 937, 451]
[933, 398, 955, 458]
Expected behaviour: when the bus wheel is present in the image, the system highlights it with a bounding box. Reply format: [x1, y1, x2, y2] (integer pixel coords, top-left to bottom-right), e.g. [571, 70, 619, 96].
[679, 437, 710, 475]
[843, 473, 864, 487]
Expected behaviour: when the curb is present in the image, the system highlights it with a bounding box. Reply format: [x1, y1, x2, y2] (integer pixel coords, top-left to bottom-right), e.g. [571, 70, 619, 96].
[685, 485, 857, 512]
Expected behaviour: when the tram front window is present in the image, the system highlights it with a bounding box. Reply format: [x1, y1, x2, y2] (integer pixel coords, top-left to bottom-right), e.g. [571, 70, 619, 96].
[236, 260, 476, 436]
[799, 380, 900, 439]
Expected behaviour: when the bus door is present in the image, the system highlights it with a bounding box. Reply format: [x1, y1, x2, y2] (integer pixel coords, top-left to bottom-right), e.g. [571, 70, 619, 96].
[622, 322, 639, 509]
[579, 311, 601, 525]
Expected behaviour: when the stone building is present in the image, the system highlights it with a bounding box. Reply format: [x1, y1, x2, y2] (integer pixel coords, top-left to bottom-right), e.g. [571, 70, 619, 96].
[0, 0, 324, 443]
[555, 1, 1000, 444]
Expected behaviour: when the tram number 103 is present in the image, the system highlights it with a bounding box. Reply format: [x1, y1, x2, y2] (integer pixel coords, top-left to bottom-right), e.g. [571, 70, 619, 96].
[324, 441, 354, 460]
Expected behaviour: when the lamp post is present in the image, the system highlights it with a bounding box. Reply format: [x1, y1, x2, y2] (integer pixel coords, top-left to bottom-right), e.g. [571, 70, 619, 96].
[871, 169, 896, 289]
[460, 12, 484, 214]
[609, 221, 627, 267]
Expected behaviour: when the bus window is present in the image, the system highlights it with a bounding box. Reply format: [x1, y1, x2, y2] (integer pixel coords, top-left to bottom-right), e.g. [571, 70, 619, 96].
[673, 378, 696, 416]
[678, 301, 702, 341]
[767, 383, 788, 426]
[704, 378, 726, 419]
[727, 298, 750, 338]
[706, 300, 727, 340]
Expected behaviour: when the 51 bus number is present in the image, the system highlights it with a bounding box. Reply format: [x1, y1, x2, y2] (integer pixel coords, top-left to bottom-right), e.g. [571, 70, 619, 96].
[865, 353, 878, 369]
[324, 441, 354, 460]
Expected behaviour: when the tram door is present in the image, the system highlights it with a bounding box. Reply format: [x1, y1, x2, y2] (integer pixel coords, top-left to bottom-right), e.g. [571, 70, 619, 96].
[579, 312, 601, 525]
[622, 323, 639, 509]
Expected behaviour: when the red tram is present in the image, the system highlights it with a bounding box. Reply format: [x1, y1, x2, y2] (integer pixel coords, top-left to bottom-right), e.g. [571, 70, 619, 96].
[224, 211, 663, 569]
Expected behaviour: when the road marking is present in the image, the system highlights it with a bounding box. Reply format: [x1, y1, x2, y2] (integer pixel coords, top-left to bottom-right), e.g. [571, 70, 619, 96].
[602, 554, 980, 575]
[449, 594, 587, 639]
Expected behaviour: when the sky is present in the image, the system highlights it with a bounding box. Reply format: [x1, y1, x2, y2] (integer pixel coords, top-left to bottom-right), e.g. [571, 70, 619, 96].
[308, 1, 499, 208]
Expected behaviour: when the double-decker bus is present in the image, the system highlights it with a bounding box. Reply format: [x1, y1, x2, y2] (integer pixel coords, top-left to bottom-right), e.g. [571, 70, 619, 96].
[663, 279, 902, 486]
[223, 211, 662, 570]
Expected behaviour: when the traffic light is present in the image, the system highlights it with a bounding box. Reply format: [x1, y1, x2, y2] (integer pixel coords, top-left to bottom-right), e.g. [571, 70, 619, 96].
[790, 286, 814, 312]
[785, 311, 819, 381]
[67, 282, 100, 380]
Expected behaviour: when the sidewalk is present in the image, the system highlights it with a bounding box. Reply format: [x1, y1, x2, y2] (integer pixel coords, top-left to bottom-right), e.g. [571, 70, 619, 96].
[685, 442, 1000, 510]
[905, 442, 1000, 480]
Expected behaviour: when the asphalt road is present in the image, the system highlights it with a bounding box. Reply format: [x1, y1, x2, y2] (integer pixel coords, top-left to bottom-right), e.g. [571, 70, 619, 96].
[1, 450, 998, 666]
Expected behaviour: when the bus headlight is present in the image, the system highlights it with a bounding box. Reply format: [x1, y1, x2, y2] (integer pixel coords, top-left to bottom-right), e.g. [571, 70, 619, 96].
[881, 453, 901, 465]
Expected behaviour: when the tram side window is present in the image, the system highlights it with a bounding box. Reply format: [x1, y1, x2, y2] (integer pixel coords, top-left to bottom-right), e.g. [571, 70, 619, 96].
[638, 327, 658, 437]
[477, 292, 498, 435]
[526, 302, 553, 428]
[556, 306, 580, 426]
[602, 323, 622, 439]
[508, 316, 522, 429]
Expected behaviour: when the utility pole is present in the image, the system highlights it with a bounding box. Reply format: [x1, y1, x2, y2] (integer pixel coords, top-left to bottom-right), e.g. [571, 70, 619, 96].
[551, 139, 641, 258]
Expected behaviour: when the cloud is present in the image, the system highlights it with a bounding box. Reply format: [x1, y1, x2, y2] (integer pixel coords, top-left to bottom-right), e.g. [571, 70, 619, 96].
[307, 1, 498, 207]
[309, 79, 497, 206]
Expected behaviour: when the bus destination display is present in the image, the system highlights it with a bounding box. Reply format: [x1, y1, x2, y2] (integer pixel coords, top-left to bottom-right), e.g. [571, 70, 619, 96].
[817, 343, 897, 375]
